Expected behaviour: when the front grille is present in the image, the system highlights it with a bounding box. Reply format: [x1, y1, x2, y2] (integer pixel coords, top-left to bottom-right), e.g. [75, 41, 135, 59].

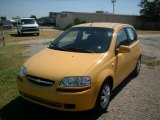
[22, 29, 38, 32]
[19, 91, 62, 108]
[27, 75, 55, 86]
[22, 27, 39, 32]
[25, 27, 37, 29]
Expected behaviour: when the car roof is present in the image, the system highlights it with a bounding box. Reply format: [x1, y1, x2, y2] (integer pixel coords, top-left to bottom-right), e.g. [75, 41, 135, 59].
[74, 22, 131, 29]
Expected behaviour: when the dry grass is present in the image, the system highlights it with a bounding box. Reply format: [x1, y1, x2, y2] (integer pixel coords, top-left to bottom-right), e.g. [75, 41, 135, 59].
[4, 29, 63, 42]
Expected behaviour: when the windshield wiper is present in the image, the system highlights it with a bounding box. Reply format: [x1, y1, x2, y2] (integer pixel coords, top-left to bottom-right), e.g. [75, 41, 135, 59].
[66, 47, 95, 53]
[49, 43, 63, 50]
[49, 44, 95, 53]
[49, 43, 72, 52]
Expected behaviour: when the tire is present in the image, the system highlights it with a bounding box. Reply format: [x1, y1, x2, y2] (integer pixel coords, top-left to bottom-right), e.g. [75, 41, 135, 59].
[36, 33, 39, 36]
[132, 58, 141, 77]
[20, 31, 23, 35]
[17, 30, 20, 35]
[94, 81, 111, 113]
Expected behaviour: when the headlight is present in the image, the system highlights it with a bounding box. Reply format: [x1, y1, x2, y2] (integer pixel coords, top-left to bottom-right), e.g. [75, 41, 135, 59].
[59, 77, 91, 87]
[18, 66, 26, 77]
[36, 26, 39, 29]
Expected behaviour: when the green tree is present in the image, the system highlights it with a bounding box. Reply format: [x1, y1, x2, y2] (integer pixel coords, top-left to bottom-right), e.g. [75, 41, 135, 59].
[65, 18, 86, 30]
[139, 0, 160, 21]
[38, 16, 52, 21]
[95, 10, 105, 13]
[30, 15, 39, 24]
[38, 16, 53, 26]
[0, 16, 6, 21]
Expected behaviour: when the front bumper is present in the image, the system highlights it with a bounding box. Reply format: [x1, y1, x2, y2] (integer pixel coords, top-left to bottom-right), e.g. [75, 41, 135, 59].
[17, 78, 97, 111]
[21, 29, 39, 34]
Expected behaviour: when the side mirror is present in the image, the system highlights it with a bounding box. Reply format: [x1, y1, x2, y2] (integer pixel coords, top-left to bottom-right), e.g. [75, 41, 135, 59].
[118, 45, 130, 53]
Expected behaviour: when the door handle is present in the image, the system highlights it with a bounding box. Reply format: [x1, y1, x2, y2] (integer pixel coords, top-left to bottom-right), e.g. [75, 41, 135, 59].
[112, 63, 115, 67]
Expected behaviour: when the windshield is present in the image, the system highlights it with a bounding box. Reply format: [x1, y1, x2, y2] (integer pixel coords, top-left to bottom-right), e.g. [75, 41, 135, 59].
[21, 19, 35, 24]
[49, 27, 113, 53]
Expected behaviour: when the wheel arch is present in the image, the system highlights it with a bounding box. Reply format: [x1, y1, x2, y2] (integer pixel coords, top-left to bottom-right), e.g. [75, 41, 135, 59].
[93, 76, 114, 112]
[104, 76, 114, 91]
[96, 69, 114, 92]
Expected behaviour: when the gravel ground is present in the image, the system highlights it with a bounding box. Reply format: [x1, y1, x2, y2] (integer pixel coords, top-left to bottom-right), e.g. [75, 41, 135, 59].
[103, 34, 160, 120]
[100, 65, 160, 120]
[139, 35, 160, 60]
[3, 34, 160, 120]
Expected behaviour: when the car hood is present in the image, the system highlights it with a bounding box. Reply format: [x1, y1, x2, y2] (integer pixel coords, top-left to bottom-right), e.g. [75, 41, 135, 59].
[21, 24, 38, 27]
[24, 48, 104, 82]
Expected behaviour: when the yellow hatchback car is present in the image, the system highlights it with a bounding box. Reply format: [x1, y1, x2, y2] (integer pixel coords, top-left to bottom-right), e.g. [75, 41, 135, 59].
[17, 22, 141, 112]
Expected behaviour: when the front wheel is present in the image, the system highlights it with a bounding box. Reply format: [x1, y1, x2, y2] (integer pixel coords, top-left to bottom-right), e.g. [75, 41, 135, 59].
[94, 81, 111, 113]
[17, 30, 20, 35]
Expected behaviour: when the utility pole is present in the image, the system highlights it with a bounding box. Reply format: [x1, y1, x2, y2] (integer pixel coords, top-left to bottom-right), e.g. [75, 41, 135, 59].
[111, 0, 116, 14]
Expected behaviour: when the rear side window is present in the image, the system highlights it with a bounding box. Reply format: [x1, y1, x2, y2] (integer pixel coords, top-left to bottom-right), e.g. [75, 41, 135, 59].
[116, 28, 128, 48]
[126, 28, 137, 44]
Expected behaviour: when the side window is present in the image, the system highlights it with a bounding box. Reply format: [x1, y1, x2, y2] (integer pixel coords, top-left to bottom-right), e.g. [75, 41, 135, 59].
[116, 28, 128, 48]
[126, 28, 137, 44]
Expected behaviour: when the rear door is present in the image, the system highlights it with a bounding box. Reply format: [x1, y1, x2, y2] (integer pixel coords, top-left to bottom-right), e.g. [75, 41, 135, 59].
[125, 27, 141, 72]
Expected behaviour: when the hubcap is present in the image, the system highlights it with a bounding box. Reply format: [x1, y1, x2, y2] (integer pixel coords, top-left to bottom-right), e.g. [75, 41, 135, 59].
[100, 84, 110, 109]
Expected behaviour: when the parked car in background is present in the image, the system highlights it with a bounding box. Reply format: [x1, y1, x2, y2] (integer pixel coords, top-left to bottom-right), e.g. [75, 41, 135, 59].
[0, 21, 2, 27]
[10, 19, 17, 27]
[0, 23, 5, 46]
[17, 18, 39, 35]
[17, 22, 141, 112]
[1, 20, 13, 29]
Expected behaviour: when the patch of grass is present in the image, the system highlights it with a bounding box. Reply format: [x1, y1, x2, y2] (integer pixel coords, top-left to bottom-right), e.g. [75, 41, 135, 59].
[141, 55, 160, 67]
[3, 29, 63, 42]
[137, 30, 160, 34]
[0, 45, 27, 108]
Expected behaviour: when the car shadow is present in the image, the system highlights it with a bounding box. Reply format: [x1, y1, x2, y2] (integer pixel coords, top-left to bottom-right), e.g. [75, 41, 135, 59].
[0, 97, 103, 120]
[10, 33, 37, 37]
[110, 74, 136, 101]
[0, 74, 136, 120]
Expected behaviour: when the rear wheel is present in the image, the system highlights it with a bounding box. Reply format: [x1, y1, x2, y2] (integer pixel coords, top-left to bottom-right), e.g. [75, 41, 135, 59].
[95, 81, 111, 113]
[132, 58, 141, 76]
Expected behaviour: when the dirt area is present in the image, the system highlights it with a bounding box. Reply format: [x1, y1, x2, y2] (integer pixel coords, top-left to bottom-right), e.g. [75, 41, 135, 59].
[1, 34, 160, 119]
[3, 28, 63, 42]
[6, 39, 53, 57]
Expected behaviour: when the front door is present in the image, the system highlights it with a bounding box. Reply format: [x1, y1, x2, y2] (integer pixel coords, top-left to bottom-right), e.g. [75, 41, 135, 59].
[114, 28, 131, 86]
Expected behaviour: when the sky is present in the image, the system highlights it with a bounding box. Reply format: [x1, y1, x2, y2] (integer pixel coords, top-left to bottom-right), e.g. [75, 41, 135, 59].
[0, 0, 141, 19]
